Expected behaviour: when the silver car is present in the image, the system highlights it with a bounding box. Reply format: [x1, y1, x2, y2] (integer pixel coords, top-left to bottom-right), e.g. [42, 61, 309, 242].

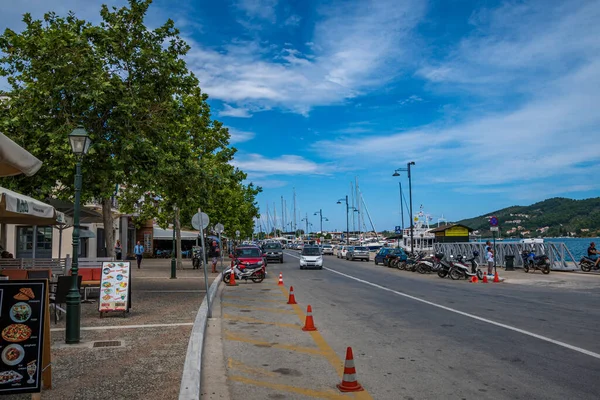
[322, 244, 334, 255]
[346, 246, 370, 261]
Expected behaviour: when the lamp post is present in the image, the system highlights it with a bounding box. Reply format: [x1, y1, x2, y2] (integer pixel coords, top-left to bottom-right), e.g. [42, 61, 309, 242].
[393, 161, 415, 255]
[313, 209, 329, 234]
[66, 126, 92, 344]
[170, 206, 177, 279]
[336, 196, 349, 245]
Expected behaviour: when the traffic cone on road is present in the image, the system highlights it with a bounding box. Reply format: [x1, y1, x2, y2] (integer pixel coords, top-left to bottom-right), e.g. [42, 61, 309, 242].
[227, 270, 238, 286]
[302, 305, 317, 331]
[482, 274, 488, 283]
[337, 347, 364, 392]
[471, 276, 478, 283]
[287, 286, 297, 305]
[278, 273, 284, 286]
[493, 271, 500, 283]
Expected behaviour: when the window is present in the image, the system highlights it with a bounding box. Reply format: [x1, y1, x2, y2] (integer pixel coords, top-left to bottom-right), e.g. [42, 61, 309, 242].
[16, 226, 53, 258]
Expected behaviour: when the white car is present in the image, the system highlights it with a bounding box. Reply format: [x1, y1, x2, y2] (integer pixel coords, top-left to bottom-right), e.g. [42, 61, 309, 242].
[337, 245, 350, 259]
[299, 246, 323, 270]
[322, 244, 334, 255]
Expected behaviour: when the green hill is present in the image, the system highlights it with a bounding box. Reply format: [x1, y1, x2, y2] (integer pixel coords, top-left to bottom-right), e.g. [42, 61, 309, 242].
[456, 197, 600, 237]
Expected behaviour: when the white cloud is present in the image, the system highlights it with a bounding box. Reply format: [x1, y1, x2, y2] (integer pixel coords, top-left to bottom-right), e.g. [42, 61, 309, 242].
[398, 95, 423, 106]
[284, 14, 301, 26]
[228, 128, 256, 143]
[234, 0, 278, 22]
[232, 153, 337, 177]
[219, 104, 252, 118]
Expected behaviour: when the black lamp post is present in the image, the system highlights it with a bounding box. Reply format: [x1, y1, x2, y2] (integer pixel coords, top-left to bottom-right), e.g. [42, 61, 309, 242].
[314, 209, 329, 234]
[66, 126, 92, 344]
[336, 196, 349, 245]
[393, 161, 415, 255]
[170, 206, 177, 279]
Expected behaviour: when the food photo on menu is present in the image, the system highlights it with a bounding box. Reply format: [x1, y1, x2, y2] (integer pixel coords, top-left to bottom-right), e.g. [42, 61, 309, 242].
[0, 282, 45, 393]
[99, 262, 130, 312]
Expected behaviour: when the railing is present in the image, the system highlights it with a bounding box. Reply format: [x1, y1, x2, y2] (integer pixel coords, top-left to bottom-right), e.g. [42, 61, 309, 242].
[432, 242, 579, 271]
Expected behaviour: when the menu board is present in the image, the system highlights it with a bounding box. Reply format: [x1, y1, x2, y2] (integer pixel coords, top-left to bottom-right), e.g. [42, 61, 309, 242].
[98, 261, 131, 313]
[0, 280, 47, 395]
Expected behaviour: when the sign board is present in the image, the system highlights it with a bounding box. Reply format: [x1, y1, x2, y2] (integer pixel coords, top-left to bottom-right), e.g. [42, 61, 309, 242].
[214, 223, 224, 234]
[490, 226, 499, 232]
[98, 261, 131, 314]
[143, 233, 152, 254]
[394, 226, 402, 234]
[192, 212, 209, 230]
[0, 280, 48, 395]
[235, 230, 240, 237]
[490, 216, 499, 227]
[445, 226, 470, 237]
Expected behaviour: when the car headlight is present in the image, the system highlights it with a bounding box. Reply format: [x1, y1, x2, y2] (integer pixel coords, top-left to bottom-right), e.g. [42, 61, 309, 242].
[257, 261, 263, 266]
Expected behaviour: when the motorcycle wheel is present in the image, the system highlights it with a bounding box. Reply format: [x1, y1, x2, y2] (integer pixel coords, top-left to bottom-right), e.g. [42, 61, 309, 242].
[523, 264, 530, 273]
[580, 262, 592, 272]
[450, 268, 463, 280]
[438, 270, 448, 278]
[397, 261, 406, 270]
[542, 264, 550, 275]
[222, 272, 231, 283]
[476, 270, 484, 280]
[416, 263, 427, 274]
[251, 271, 265, 283]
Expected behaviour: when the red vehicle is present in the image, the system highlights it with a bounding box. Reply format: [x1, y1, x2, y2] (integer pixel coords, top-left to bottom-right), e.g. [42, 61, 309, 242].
[222, 246, 267, 284]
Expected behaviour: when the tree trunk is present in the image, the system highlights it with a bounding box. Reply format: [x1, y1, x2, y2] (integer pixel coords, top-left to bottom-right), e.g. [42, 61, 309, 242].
[176, 208, 183, 270]
[102, 197, 115, 259]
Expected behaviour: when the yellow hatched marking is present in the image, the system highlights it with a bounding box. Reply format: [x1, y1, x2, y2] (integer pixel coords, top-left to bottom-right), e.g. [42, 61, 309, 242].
[227, 358, 278, 378]
[223, 330, 324, 356]
[222, 303, 295, 314]
[222, 296, 286, 304]
[278, 286, 374, 400]
[229, 375, 354, 399]
[223, 314, 302, 330]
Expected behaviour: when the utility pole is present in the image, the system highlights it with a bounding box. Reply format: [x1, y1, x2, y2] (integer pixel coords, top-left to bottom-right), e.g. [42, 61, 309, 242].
[281, 196, 285, 233]
[293, 188, 297, 232]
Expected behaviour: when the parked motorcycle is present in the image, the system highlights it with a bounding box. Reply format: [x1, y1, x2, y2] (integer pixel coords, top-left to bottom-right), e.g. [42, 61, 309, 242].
[192, 247, 203, 270]
[449, 253, 484, 281]
[521, 250, 550, 274]
[579, 256, 599, 272]
[434, 254, 453, 278]
[222, 260, 265, 283]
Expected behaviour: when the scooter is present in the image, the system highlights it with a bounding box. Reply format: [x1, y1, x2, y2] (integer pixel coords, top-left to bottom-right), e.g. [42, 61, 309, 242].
[579, 256, 599, 272]
[449, 252, 484, 281]
[192, 248, 203, 270]
[521, 250, 550, 274]
[222, 260, 265, 283]
[435, 254, 453, 278]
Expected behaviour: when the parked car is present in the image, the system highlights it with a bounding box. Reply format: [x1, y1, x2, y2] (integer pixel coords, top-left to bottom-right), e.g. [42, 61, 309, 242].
[299, 246, 323, 270]
[261, 242, 284, 263]
[234, 246, 267, 270]
[346, 246, 370, 261]
[321, 244, 334, 255]
[336, 245, 345, 258]
[338, 246, 353, 259]
[374, 247, 407, 266]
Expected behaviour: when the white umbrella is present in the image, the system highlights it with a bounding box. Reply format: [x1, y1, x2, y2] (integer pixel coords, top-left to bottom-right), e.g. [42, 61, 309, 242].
[0, 132, 43, 177]
[0, 186, 65, 225]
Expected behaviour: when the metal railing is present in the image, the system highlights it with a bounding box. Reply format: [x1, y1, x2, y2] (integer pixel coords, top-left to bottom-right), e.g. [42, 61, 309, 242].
[432, 242, 579, 271]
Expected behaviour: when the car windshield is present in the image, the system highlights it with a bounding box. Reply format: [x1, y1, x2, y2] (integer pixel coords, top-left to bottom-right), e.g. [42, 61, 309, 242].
[354, 246, 368, 251]
[263, 243, 281, 249]
[323, 245, 332, 248]
[236, 248, 261, 257]
[302, 247, 321, 256]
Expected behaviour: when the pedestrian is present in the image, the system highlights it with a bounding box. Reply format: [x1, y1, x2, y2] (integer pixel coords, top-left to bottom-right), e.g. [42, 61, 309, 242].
[486, 246, 494, 275]
[484, 240, 491, 252]
[134, 241, 144, 269]
[209, 240, 220, 273]
[115, 240, 122, 260]
[587, 242, 600, 269]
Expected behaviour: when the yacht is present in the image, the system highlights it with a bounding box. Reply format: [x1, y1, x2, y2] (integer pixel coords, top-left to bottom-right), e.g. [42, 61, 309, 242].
[400, 206, 436, 253]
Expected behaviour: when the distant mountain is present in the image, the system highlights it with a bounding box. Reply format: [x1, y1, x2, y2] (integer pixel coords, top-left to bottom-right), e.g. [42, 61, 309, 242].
[456, 197, 600, 237]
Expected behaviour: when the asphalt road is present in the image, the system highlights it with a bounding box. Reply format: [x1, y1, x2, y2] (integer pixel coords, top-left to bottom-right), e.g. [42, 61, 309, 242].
[276, 249, 600, 400]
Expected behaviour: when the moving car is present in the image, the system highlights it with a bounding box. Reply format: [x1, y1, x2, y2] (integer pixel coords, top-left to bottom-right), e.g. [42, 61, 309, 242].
[346, 246, 370, 261]
[321, 244, 334, 255]
[299, 246, 323, 270]
[261, 242, 284, 263]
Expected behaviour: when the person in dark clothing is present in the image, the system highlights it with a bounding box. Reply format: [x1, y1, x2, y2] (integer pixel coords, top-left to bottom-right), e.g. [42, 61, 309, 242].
[587, 242, 600, 269]
[208, 240, 220, 273]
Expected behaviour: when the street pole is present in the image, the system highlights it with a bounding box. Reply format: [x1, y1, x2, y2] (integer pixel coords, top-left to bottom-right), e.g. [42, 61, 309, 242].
[170, 207, 176, 279]
[408, 161, 415, 255]
[198, 208, 211, 318]
[493, 230, 497, 274]
[66, 161, 82, 343]
[399, 181, 404, 230]
[345, 196, 349, 245]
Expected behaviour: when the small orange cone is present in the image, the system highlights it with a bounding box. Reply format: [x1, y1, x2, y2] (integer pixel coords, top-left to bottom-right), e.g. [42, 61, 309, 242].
[482, 274, 488, 283]
[337, 347, 364, 392]
[227, 270, 238, 286]
[278, 272, 284, 286]
[493, 271, 500, 283]
[471, 276, 478, 283]
[302, 305, 317, 331]
[287, 286, 297, 305]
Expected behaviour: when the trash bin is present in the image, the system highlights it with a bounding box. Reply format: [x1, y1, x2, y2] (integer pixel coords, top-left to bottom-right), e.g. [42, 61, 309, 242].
[505, 255, 515, 271]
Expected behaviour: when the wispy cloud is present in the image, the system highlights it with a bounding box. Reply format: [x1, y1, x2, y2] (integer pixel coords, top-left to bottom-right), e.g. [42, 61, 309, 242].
[228, 128, 256, 143]
[284, 14, 301, 26]
[232, 154, 323, 176]
[233, 0, 278, 22]
[219, 104, 252, 118]
[398, 95, 423, 106]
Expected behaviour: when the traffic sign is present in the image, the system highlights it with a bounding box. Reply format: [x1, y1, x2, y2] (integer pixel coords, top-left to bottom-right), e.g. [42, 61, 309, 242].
[490, 216, 499, 227]
[490, 226, 499, 232]
[394, 226, 402, 234]
[235, 230, 240, 237]
[192, 212, 209, 230]
[214, 223, 224, 234]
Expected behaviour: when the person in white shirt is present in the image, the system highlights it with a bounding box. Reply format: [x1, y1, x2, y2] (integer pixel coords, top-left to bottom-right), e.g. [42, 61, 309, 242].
[486, 249, 494, 275]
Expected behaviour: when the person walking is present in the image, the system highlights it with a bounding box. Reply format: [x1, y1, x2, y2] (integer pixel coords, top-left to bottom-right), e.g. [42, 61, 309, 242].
[115, 240, 122, 260]
[486, 246, 494, 275]
[209, 240, 220, 273]
[134, 241, 144, 269]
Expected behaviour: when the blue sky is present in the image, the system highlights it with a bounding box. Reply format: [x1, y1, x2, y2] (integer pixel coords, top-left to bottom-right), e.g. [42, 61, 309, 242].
[2, 0, 600, 233]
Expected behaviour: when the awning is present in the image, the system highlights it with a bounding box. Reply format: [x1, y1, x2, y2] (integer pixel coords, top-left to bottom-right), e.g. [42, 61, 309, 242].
[153, 226, 200, 240]
[46, 198, 104, 224]
[79, 229, 96, 239]
[0, 186, 66, 225]
[0, 132, 43, 177]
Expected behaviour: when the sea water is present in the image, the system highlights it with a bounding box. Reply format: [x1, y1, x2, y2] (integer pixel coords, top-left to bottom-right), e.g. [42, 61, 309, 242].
[477, 237, 598, 260]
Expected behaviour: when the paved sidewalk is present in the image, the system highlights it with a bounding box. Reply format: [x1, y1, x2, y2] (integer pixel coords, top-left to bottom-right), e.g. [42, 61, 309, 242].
[4, 259, 218, 400]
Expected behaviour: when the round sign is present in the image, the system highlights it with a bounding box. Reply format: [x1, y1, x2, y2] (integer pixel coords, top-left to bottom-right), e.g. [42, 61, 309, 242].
[192, 212, 209, 230]
[414, 217, 419, 222]
[490, 216, 499, 227]
[235, 230, 240, 237]
[215, 223, 224, 234]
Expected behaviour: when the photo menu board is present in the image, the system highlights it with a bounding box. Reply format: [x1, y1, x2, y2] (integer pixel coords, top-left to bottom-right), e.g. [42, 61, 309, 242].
[98, 261, 131, 313]
[0, 280, 47, 395]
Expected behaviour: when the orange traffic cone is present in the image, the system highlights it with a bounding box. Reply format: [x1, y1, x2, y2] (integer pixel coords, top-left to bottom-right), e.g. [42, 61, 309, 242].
[471, 276, 478, 283]
[278, 272, 284, 286]
[227, 270, 238, 286]
[493, 271, 500, 283]
[337, 347, 364, 392]
[287, 286, 297, 305]
[302, 305, 317, 331]
[482, 274, 488, 283]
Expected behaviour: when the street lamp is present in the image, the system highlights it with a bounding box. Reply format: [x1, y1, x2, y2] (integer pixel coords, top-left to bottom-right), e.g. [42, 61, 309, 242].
[171, 205, 177, 279]
[313, 209, 329, 234]
[66, 126, 92, 344]
[393, 161, 416, 255]
[336, 196, 350, 245]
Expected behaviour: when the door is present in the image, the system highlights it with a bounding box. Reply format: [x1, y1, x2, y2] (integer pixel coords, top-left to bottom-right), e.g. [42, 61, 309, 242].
[96, 228, 107, 257]
[16, 226, 53, 258]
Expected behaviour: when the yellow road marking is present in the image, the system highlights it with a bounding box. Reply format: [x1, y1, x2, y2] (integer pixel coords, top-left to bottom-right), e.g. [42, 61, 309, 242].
[278, 286, 374, 400]
[223, 296, 286, 304]
[222, 303, 295, 314]
[223, 330, 324, 356]
[227, 358, 278, 378]
[229, 375, 352, 400]
[223, 313, 302, 330]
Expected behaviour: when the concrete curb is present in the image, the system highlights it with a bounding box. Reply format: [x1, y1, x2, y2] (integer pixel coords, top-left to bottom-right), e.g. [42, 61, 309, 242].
[179, 273, 222, 400]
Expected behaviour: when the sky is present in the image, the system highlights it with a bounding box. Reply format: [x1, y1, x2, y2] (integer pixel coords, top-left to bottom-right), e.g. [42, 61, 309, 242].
[2, 0, 600, 233]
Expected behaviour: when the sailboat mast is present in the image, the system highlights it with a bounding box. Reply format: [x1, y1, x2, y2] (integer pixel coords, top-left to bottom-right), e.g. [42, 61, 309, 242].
[359, 188, 379, 241]
[293, 188, 297, 232]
